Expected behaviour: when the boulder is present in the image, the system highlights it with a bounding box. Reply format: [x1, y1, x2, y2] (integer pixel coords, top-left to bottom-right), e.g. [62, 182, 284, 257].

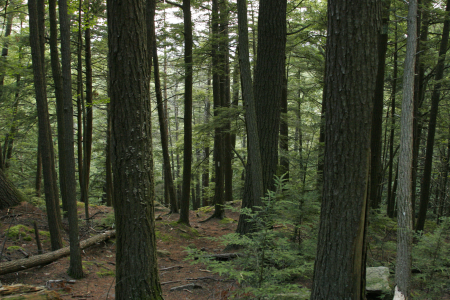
[366, 266, 391, 299]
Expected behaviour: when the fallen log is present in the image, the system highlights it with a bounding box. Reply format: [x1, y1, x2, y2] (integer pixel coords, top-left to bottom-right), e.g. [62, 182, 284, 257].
[0, 284, 62, 299]
[0, 230, 115, 276]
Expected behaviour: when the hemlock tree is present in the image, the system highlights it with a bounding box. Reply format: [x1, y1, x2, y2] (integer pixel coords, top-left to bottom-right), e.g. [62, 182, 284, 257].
[237, 0, 287, 234]
[28, 0, 63, 251]
[395, 0, 417, 296]
[107, 0, 162, 297]
[310, 0, 380, 298]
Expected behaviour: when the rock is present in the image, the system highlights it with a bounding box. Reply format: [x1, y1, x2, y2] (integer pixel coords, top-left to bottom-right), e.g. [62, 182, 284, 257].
[366, 266, 391, 299]
[366, 266, 390, 292]
[157, 250, 171, 257]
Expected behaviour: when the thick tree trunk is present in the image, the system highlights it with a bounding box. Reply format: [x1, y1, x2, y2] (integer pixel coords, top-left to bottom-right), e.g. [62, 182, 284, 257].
[108, 0, 162, 296]
[416, 0, 450, 232]
[310, 0, 380, 298]
[237, 0, 287, 234]
[0, 168, 27, 209]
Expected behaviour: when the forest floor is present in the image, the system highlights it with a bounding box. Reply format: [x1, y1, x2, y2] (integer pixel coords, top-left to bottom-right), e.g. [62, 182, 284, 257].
[0, 201, 245, 299]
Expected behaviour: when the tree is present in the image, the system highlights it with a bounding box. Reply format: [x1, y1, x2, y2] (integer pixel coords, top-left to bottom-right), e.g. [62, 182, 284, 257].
[58, 0, 84, 278]
[416, 0, 450, 232]
[237, 0, 287, 234]
[107, 0, 162, 297]
[310, 0, 380, 298]
[28, 0, 63, 251]
[179, 0, 193, 226]
[395, 0, 417, 297]
[0, 168, 26, 209]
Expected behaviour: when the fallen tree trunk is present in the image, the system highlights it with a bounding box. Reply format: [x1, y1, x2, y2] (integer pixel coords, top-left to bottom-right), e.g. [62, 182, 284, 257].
[0, 284, 62, 299]
[0, 230, 115, 275]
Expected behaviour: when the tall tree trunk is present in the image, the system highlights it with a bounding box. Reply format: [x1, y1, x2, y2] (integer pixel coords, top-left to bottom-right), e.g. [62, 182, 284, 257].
[279, 73, 289, 180]
[210, 0, 225, 220]
[105, 101, 113, 207]
[370, 0, 390, 209]
[310, 0, 380, 297]
[28, 0, 63, 251]
[107, 0, 162, 296]
[416, 0, 450, 232]
[49, 0, 68, 214]
[152, 36, 178, 213]
[237, 0, 287, 234]
[387, 22, 398, 219]
[395, 0, 417, 297]
[179, 0, 193, 226]
[59, 0, 84, 278]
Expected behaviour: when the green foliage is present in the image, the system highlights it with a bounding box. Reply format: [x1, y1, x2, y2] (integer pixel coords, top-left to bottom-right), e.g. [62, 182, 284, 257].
[187, 177, 315, 299]
[95, 212, 115, 229]
[412, 218, 450, 299]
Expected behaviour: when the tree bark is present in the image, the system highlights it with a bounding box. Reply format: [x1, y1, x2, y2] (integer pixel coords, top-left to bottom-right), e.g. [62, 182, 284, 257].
[28, 0, 63, 251]
[58, 0, 84, 278]
[370, 0, 390, 209]
[179, 0, 193, 226]
[395, 0, 417, 297]
[235, 0, 264, 234]
[0, 168, 27, 209]
[152, 28, 178, 213]
[107, 0, 162, 296]
[237, 0, 287, 234]
[310, 0, 380, 298]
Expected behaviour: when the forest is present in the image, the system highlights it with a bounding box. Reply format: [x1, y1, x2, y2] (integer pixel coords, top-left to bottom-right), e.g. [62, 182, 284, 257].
[0, 0, 450, 299]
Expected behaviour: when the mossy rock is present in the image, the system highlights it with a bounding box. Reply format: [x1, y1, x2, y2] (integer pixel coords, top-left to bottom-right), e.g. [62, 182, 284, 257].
[6, 246, 23, 251]
[197, 206, 214, 214]
[157, 249, 171, 257]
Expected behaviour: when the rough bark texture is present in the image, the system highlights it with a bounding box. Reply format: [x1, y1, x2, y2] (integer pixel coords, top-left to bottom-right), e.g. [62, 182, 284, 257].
[28, 0, 63, 251]
[107, 0, 162, 297]
[395, 0, 417, 297]
[235, 0, 264, 234]
[416, 0, 450, 232]
[58, 0, 84, 278]
[237, 0, 286, 234]
[0, 168, 26, 209]
[310, 0, 380, 298]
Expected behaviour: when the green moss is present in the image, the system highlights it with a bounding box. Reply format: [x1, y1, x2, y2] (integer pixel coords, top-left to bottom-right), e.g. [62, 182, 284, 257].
[7, 246, 23, 251]
[196, 206, 214, 213]
[96, 268, 114, 277]
[40, 230, 51, 237]
[7, 225, 34, 239]
[23, 235, 32, 241]
[219, 217, 236, 225]
[77, 201, 85, 208]
[155, 230, 172, 242]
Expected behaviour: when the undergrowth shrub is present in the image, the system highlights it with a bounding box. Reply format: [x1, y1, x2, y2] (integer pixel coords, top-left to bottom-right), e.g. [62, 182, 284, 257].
[412, 217, 450, 299]
[187, 176, 318, 299]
